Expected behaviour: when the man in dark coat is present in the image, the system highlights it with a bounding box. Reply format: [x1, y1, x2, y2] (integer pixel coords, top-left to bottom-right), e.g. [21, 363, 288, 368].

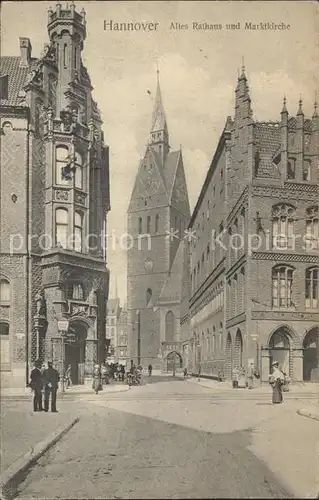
[29, 360, 43, 411]
[43, 361, 60, 412]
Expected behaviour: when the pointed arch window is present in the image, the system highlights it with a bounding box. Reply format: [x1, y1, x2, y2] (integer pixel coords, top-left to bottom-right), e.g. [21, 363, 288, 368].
[287, 158, 296, 180]
[272, 265, 294, 308]
[138, 217, 142, 234]
[155, 214, 159, 233]
[146, 288, 152, 307]
[68, 283, 84, 301]
[305, 267, 318, 309]
[305, 206, 318, 251]
[0, 279, 11, 304]
[272, 204, 295, 249]
[63, 43, 68, 68]
[165, 310, 175, 342]
[56, 208, 68, 248]
[147, 216, 151, 234]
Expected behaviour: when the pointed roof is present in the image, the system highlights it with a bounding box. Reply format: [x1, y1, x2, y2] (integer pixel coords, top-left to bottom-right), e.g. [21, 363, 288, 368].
[151, 72, 168, 133]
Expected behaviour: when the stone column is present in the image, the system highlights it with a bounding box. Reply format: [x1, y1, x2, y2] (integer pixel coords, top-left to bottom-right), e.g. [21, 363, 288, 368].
[293, 348, 304, 382]
[261, 348, 270, 383]
[85, 339, 97, 381]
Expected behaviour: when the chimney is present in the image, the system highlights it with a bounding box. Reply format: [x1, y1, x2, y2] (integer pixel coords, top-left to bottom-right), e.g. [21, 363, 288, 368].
[19, 38, 32, 67]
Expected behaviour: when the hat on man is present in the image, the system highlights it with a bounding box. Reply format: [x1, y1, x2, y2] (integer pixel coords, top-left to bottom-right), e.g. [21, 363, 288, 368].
[272, 361, 279, 367]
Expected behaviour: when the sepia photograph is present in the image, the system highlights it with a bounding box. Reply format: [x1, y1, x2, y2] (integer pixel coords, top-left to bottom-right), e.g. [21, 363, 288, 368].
[0, 0, 318, 498]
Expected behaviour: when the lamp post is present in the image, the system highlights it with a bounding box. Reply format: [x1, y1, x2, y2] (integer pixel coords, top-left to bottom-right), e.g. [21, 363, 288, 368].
[57, 318, 69, 393]
[136, 310, 141, 366]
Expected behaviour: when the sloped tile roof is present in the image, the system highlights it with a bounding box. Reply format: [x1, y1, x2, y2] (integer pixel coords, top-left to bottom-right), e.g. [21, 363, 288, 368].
[254, 122, 281, 178]
[0, 56, 38, 107]
[163, 150, 181, 200]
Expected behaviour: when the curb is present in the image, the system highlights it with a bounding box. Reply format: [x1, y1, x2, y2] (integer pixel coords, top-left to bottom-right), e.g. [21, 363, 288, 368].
[297, 409, 319, 422]
[0, 416, 79, 500]
[1, 385, 129, 401]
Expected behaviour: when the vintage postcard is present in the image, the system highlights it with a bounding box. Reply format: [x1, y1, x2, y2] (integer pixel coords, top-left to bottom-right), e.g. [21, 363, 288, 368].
[0, 0, 318, 499]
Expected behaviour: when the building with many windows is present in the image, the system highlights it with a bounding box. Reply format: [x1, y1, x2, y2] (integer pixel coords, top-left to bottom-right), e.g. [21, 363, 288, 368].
[184, 67, 318, 382]
[0, 3, 110, 387]
[105, 296, 128, 365]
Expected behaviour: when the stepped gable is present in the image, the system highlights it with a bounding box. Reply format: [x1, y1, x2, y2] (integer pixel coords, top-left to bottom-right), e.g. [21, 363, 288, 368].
[158, 240, 185, 305]
[254, 121, 281, 178]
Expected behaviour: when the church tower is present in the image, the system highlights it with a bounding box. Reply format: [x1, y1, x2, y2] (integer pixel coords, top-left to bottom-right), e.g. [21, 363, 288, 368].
[127, 73, 190, 369]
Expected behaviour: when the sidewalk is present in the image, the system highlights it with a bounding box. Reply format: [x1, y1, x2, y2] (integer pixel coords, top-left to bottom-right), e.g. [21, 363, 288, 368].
[187, 376, 319, 396]
[1, 403, 75, 474]
[1, 382, 128, 400]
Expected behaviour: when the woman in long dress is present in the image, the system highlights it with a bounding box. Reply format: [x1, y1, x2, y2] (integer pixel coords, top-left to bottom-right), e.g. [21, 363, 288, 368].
[269, 361, 285, 404]
[92, 363, 102, 394]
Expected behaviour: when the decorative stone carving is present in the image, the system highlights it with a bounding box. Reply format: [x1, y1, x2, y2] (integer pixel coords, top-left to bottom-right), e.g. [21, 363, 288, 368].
[92, 277, 102, 291]
[252, 310, 319, 321]
[35, 289, 47, 318]
[252, 252, 318, 263]
[74, 191, 86, 205]
[55, 189, 69, 201]
[253, 184, 318, 202]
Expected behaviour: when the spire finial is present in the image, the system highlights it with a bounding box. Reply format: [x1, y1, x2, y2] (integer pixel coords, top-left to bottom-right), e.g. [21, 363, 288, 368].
[297, 94, 303, 115]
[242, 56, 245, 75]
[313, 91, 318, 118]
[282, 95, 287, 113]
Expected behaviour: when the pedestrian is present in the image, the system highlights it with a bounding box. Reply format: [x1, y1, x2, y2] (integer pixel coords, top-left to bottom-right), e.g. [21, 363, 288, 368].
[148, 364, 152, 376]
[232, 367, 240, 389]
[183, 367, 188, 379]
[269, 361, 285, 404]
[43, 361, 60, 412]
[247, 361, 255, 389]
[29, 359, 44, 412]
[101, 363, 108, 386]
[65, 364, 72, 388]
[120, 364, 125, 382]
[92, 363, 101, 394]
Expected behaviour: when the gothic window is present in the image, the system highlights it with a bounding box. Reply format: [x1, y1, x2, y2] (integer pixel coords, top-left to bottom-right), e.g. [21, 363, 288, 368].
[305, 206, 318, 251]
[305, 268, 318, 309]
[74, 46, 78, 69]
[155, 214, 159, 233]
[74, 152, 83, 189]
[206, 243, 210, 259]
[63, 44, 68, 68]
[165, 310, 175, 342]
[146, 288, 152, 306]
[303, 160, 311, 181]
[272, 265, 294, 308]
[138, 217, 142, 234]
[69, 283, 84, 300]
[55, 208, 68, 248]
[0, 321, 9, 335]
[287, 159, 296, 180]
[74, 211, 83, 252]
[55, 146, 70, 185]
[48, 74, 57, 114]
[0, 279, 10, 304]
[272, 204, 295, 249]
[147, 216, 151, 234]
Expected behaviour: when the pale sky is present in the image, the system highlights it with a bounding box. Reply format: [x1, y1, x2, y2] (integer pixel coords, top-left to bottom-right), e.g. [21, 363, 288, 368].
[2, 1, 318, 303]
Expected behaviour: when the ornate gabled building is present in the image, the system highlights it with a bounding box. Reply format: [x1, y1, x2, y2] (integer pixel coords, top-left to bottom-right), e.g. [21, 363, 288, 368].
[0, 2, 110, 387]
[187, 67, 319, 382]
[127, 74, 190, 370]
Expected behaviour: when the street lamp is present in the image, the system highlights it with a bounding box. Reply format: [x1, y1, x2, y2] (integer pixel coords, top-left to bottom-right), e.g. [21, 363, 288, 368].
[57, 318, 69, 393]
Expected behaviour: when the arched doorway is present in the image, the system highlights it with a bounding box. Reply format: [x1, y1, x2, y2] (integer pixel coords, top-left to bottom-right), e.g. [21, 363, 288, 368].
[226, 333, 232, 378]
[303, 327, 319, 381]
[234, 329, 243, 369]
[167, 351, 182, 372]
[269, 327, 290, 375]
[65, 321, 88, 385]
[165, 311, 175, 342]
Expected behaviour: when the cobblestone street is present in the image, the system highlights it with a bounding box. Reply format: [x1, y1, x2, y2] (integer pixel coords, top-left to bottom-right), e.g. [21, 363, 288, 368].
[11, 377, 318, 499]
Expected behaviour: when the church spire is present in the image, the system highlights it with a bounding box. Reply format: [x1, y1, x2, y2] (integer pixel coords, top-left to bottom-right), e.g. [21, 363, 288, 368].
[149, 68, 169, 163]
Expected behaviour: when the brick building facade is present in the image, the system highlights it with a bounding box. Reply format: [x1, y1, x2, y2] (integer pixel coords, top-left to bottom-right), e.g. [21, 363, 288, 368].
[127, 75, 190, 369]
[185, 67, 318, 382]
[0, 3, 110, 387]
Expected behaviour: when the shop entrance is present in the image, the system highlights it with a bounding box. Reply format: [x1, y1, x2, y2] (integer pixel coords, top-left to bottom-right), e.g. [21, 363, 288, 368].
[65, 321, 87, 385]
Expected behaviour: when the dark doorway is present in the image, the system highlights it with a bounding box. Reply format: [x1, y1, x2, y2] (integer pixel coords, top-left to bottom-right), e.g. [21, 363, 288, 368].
[65, 321, 87, 385]
[167, 351, 182, 371]
[303, 328, 318, 382]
